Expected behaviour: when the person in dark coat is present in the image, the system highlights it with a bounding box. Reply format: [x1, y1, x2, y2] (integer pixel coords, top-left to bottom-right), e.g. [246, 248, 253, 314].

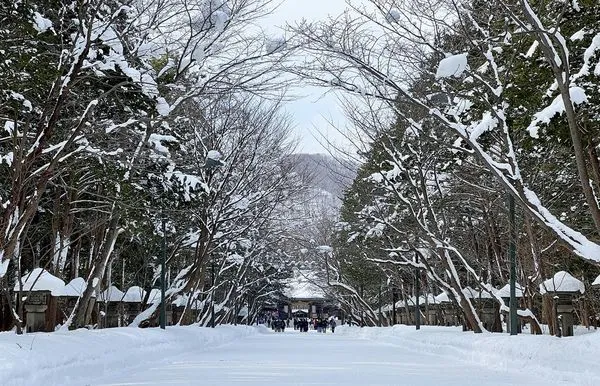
[330, 319, 336, 333]
[301, 319, 308, 332]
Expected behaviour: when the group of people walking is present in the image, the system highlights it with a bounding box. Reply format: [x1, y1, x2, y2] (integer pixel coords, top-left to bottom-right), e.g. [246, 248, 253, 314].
[293, 318, 337, 333]
[271, 319, 286, 332]
[294, 318, 310, 332]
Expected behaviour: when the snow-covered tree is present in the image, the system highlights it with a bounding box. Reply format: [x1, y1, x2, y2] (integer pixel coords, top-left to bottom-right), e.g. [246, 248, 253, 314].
[289, 0, 600, 264]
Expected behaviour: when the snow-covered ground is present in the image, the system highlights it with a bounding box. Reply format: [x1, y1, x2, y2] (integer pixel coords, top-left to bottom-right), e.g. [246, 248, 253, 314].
[0, 325, 260, 386]
[1, 324, 599, 385]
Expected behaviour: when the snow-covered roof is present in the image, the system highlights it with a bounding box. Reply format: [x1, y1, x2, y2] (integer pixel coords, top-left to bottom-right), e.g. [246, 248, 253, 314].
[434, 292, 451, 303]
[496, 283, 524, 298]
[14, 268, 65, 292]
[172, 294, 187, 307]
[284, 270, 326, 300]
[190, 298, 204, 310]
[406, 294, 438, 306]
[592, 274, 600, 287]
[381, 304, 394, 312]
[99, 286, 125, 302]
[171, 292, 204, 309]
[147, 288, 161, 304]
[540, 271, 585, 294]
[51, 277, 94, 297]
[462, 286, 476, 299]
[122, 286, 146, 302]
[462, 286, 494, 299]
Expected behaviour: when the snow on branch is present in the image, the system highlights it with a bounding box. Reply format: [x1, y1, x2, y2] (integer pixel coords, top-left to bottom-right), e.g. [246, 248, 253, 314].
[32, 12, 53, 34]
[527, 87, 588, 138]
[435, 54, 468, 79]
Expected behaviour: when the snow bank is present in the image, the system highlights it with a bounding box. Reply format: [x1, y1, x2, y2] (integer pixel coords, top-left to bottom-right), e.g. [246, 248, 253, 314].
[0, 325, 263, 386]
[336, 325, 600, 385]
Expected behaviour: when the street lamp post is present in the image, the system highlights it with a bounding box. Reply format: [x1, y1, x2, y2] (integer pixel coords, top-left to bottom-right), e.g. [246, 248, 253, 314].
[160, 212, 166, 329]
[415, 252, 420, 330]
[360, 284, 364, 327]
[247, 294, 251, 326]
[203, 150, 223, 329]
[378, 282, 382, 327]
[211, 258, 215, 328]
[509, 195, 518, 335]
[392, 288, 397, 325]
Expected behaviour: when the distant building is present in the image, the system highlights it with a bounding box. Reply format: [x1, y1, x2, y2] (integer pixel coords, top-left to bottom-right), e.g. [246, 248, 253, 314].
[277, 270, 339, 320]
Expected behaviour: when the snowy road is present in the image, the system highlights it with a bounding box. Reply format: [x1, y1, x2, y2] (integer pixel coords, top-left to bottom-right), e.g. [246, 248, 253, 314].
[94, 329, 560, 386]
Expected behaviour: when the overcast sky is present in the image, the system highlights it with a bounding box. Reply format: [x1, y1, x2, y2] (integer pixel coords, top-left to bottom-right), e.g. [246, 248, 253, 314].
[262, 0, 351, 154]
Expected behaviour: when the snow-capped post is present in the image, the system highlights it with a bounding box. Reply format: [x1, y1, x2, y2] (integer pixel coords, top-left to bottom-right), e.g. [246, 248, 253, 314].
[540, 271, 585, 337]
[15, 268, 65, 332]
[496, 283, 524, 333]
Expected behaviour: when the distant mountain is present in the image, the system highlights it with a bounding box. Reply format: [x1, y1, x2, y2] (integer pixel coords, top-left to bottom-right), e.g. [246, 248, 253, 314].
[293, 153, 356, 203]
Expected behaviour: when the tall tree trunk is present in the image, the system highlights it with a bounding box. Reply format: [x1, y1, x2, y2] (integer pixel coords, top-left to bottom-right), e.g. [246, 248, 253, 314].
[588, 141, 600, 192]
[67, 210, 121, 329]
[432, 249, 484, 333]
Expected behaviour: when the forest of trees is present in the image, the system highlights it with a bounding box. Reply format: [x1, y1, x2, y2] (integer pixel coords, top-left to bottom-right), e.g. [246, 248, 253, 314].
[287, 0, 600, 334]
[0, 0, 334, 333]
[1, 0, 600, 336]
